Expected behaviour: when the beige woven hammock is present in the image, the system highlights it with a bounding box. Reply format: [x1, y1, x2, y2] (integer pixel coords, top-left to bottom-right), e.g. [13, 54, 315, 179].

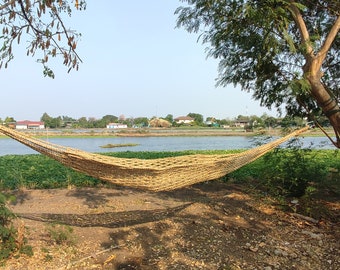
[0, 125, 308, 191]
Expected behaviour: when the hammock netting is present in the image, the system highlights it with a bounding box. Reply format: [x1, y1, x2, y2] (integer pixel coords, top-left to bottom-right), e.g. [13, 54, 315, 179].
[0, 125, 308, 191]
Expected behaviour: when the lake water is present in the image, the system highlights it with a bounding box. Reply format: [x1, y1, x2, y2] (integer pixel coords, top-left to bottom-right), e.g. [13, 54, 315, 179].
[0, 135, 334, 156]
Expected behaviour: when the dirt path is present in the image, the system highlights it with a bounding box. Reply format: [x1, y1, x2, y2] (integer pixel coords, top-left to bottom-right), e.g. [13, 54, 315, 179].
[3, 181, 339, 270]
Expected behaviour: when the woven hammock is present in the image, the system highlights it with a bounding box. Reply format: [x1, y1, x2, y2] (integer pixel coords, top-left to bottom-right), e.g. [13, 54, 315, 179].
[0, 125, 308, 191]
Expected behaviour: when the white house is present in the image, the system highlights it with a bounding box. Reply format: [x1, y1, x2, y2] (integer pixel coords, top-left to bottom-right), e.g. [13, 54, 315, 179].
[174, 116, 195, 124]
[106, 123, 128, 129]
[16, 121, 45, 130]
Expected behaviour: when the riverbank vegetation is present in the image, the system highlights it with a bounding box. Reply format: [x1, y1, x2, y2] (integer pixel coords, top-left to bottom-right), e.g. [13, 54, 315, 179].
[0, 149, 338, 200]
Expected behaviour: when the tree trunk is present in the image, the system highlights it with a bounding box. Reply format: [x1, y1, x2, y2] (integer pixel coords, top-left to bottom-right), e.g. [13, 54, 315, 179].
[289, 2, 340, 147]
[305, 70, 340, 148]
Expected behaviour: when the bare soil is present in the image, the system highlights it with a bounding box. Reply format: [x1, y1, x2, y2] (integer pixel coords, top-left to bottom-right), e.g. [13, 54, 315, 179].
[3, 181, 339, 270]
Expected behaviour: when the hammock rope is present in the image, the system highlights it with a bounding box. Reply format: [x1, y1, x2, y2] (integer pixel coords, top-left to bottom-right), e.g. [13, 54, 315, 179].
[0, 125, 309, 191]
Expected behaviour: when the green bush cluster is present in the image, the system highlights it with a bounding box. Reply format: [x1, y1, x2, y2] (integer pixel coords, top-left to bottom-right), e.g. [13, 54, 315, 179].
[261, 148, 326, 197]
[228, 140, 339, 198]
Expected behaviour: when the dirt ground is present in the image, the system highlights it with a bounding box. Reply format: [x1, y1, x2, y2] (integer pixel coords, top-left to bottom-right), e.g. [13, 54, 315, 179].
[3, 181, 339, 270]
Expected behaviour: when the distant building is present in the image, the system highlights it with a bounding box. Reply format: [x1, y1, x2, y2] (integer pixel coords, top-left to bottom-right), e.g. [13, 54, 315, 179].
[174, 116, 195, 124]
[106, 123, 128, 129]
[16, 121, 45, 130]
[234, 119, 249, 128]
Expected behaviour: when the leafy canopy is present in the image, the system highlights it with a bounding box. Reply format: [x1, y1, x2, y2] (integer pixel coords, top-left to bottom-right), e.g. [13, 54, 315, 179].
[176, 0, 340, 118]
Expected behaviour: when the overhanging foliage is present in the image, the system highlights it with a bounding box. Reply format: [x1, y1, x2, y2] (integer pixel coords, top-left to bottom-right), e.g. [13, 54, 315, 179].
[176, 0, 340, 146]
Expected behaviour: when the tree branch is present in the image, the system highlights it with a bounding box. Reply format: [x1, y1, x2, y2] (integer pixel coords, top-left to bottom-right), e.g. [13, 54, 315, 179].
[17, 0, 42, 36]
[51, 6, 83, 63]
[288, 1, 313, 55]
[317, 15, 340, 63]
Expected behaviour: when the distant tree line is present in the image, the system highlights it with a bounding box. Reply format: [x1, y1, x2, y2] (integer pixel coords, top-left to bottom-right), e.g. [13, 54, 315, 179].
[1, 112, 330, 129]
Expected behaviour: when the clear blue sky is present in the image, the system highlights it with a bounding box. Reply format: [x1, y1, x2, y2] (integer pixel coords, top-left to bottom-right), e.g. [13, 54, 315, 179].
[1, 0, 277, 122]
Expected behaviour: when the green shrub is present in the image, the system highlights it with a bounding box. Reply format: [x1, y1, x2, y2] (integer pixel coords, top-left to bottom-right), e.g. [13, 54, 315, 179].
[0, 193, 17, 261]
[227, 139, 339, 198]
[264, 151, 318, 196]
[0, 193, 33, 262]
[255, 138, 327, 197]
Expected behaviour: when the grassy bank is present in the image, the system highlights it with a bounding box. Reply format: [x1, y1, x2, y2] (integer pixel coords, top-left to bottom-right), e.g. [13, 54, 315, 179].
[0, 150, 229, 190]
[0, 150, 338, 197]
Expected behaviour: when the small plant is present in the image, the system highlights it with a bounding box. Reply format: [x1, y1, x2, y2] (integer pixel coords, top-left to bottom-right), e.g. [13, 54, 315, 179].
[44, 253, 53, 262]
[41, 247, 53, 262]
[47, 223, 76, 245]
[0, 193, 33, 261]
[19, 244, 34, 257]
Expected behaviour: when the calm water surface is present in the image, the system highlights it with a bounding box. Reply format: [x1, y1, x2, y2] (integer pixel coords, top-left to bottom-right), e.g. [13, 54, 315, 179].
[0, 135, 334, 156]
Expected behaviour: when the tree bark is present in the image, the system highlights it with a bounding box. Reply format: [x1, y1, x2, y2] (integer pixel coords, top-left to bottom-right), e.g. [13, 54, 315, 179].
[304, 67, 340, 148]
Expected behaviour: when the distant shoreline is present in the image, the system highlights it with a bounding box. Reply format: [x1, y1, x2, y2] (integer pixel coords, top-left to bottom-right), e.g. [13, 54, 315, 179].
[0, 127, 329, 138]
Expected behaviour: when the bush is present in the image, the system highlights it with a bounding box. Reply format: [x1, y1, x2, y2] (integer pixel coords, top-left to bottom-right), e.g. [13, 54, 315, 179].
[259, 138, 327, 197]
[0, 194, 33, 262]
[227, 138, 338, 198]
[0, 193, 18, 261]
